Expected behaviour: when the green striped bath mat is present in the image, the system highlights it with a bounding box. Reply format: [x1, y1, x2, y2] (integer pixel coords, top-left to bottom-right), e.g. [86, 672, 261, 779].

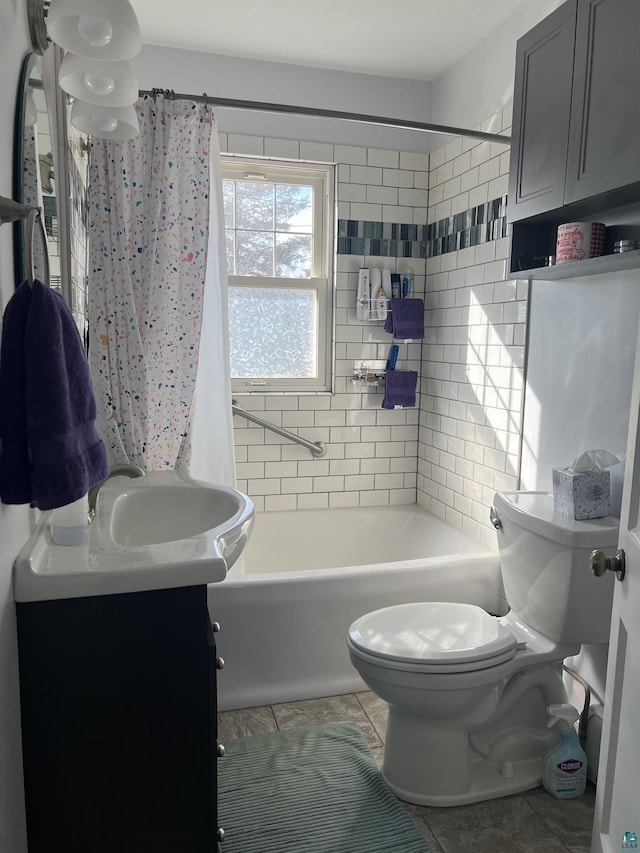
[217, 722, 434, 853]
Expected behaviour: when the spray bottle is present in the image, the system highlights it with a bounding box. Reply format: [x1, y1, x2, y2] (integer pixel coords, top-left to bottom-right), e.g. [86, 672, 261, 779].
[542, 704, 588, 799]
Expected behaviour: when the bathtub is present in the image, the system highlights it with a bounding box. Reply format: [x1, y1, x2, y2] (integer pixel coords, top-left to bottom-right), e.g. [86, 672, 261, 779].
[208, 504, 502, 711]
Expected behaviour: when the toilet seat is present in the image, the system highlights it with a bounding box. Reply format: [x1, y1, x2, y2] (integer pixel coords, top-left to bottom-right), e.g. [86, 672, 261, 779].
[348, 602, 518, 674]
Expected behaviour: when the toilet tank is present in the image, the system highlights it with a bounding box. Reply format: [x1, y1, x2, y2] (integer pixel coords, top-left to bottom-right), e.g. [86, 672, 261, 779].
[492, 491, 619, 644]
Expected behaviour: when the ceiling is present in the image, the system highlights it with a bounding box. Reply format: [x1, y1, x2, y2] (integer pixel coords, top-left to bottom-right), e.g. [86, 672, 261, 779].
[130, 0, 525, 82]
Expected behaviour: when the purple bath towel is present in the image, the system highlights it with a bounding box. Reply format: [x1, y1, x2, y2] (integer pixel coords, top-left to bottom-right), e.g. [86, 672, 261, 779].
[0, 281, 32, 504]
[382, 370, 418, 409]
[384, 298, 425, 339]
[0, 280, 109, 510]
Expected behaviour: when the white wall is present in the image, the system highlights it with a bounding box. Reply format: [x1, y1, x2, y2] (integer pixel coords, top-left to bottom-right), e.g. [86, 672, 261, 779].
[430, 0, 564, 134]
[226, 133, 427, 511]
[521, 275, 640, 491]
[418, 114, 521, 551]
[135, 46, 434, 153]
[0, 3, 33, 851]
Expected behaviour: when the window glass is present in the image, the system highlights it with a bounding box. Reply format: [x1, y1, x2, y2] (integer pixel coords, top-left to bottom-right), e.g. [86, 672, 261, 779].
[228, 287, 317, 379]
[222, 157, 333, 393]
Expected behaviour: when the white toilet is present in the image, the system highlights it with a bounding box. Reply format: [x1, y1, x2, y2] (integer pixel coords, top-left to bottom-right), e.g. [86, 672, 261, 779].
[347, 490, 619, 806]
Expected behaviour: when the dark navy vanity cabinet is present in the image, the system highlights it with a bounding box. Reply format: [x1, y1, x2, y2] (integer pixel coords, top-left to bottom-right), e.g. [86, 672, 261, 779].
[17, 584, 223, 852]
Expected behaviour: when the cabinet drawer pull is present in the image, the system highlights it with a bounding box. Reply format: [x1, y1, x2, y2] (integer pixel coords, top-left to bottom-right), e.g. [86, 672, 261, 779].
[217, 827, 225, 842]
[217, 742, 225, 757]
[211, 621, 221, 633]
[216, 656, 225, 670]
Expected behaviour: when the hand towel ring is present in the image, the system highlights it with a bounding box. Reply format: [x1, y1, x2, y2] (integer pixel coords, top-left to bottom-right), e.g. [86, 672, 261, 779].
[25, 207, 50, 288]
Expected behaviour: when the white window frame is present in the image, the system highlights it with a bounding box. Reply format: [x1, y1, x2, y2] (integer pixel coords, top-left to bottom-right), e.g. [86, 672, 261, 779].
[222, 156, 334, 394]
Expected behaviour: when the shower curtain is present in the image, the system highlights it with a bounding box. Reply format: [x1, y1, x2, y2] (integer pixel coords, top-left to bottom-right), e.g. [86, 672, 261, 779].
[88, 94, 236, 486]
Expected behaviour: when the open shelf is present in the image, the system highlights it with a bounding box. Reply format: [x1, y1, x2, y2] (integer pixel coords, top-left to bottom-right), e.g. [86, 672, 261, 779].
[511, 249, 640, 281]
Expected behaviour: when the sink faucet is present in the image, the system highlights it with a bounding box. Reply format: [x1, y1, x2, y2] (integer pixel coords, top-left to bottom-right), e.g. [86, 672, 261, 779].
[88, 463, 146, 519]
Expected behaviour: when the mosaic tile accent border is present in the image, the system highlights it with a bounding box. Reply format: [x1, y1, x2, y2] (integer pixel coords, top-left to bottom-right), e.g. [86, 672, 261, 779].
[426, 194, 509, 258]
[337, 195, 509, 259]
[337, 220, 425, 259]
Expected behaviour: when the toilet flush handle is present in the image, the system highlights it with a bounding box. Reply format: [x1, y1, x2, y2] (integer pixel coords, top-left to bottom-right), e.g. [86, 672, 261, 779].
[590, 548, 625, 582]
[489, 506, 502, 530]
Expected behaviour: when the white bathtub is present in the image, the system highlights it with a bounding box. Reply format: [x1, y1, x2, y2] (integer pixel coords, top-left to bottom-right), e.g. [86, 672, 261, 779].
[208, 504, 502, 711]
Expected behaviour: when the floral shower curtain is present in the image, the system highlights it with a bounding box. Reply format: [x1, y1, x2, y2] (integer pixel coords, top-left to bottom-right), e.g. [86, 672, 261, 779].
[88, 94, 235, 483]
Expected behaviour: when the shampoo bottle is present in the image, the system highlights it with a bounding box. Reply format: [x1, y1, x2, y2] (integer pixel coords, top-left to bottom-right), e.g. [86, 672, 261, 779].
[542, 704, 587, 799]
[356, 268, 371, 321]
[376, 286, 388, 320]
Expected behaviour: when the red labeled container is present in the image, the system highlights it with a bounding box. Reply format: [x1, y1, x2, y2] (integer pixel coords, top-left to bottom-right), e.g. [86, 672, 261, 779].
[556, 222, 605, 264]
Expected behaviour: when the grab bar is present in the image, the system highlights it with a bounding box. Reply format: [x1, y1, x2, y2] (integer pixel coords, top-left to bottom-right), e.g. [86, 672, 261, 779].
[232, 399, 327, 458]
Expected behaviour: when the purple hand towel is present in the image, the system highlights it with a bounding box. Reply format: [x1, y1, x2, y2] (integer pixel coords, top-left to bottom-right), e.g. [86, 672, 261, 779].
[0, 280, 109, 510]
[382, 370, 418, 409]
[384, 298, 424, 339]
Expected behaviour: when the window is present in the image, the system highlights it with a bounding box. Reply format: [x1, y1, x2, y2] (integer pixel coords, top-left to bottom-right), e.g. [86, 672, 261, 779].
[222, 157, 334, 393]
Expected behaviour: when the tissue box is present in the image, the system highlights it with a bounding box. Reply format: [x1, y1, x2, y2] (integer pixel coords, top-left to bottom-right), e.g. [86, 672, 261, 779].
[552, 468, 611, 519]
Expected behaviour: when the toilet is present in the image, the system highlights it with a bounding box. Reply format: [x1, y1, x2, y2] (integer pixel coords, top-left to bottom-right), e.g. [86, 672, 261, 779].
[347, 490, 619, 807]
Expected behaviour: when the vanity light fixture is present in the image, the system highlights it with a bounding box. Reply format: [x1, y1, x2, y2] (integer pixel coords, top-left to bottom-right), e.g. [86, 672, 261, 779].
[27, 0, 141, 140]
[58, 54, 138, 106]
[70, 100, 139, 140]
[46, 0, 141, 61]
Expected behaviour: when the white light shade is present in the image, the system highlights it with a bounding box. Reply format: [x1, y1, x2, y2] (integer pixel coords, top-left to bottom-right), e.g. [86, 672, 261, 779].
[47, 0, 141, 60]
[59, 53, 138, 106]
[70, 100, 139, 140]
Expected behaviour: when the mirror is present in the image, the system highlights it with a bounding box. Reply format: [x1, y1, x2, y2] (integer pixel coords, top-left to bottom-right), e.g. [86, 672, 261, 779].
[13, 49, 91, 343]
[13, 52, 57, 290]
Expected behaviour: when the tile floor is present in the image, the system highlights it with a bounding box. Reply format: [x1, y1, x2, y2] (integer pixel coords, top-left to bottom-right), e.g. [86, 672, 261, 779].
[218, 692, 596, 853]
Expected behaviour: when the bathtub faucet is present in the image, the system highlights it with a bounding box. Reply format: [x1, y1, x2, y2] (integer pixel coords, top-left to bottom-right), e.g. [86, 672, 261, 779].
[88, 463, 146, 520]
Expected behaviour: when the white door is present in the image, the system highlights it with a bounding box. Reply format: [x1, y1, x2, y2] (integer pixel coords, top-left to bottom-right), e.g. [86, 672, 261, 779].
[591, 327, 640, 853]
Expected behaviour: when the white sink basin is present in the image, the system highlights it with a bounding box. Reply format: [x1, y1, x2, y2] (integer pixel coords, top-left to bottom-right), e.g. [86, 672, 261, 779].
[109, 482, 245, 547]
[14, 471, 254, 602]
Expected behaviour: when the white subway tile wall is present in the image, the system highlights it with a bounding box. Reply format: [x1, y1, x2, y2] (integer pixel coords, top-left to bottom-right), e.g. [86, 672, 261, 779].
[222, 107, 526, 549]
[222, 133, 427, 513]
[418, 107, 527, 550]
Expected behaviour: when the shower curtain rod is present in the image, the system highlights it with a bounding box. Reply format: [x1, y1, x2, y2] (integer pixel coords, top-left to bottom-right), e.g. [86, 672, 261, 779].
[139, 89, 511, 146]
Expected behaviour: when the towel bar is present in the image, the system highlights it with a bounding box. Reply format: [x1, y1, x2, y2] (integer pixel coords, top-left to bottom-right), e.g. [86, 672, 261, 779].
[0, 195, 50, 288]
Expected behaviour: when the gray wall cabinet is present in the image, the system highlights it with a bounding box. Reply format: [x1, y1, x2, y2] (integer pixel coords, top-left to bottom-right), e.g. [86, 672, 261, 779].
[509, 0, 640, 224]
[508, 0, 577, 222]
[508, 0, 640, 278]
[566, 0, 640, 205]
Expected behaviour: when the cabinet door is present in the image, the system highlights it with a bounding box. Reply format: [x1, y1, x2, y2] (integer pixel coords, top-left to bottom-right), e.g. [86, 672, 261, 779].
[208, 619, 220, 850]
[508, 0, 577, 223]
[565, 0, 640, 204]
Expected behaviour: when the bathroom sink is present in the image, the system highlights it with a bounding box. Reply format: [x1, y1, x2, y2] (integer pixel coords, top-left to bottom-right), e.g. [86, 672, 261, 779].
[109, 481, 245, 546]
[14, 471, 254, 602]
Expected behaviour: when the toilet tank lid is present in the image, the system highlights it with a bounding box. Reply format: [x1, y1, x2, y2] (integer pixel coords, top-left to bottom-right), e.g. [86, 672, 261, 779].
[493, 491, 619, 549]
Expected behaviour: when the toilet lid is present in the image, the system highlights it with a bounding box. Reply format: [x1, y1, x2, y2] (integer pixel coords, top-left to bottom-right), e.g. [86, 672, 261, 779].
[348, 602, 517, 667]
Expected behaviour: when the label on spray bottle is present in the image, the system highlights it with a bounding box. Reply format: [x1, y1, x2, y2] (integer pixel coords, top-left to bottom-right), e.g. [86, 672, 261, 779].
[542, 704, 587, 799]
